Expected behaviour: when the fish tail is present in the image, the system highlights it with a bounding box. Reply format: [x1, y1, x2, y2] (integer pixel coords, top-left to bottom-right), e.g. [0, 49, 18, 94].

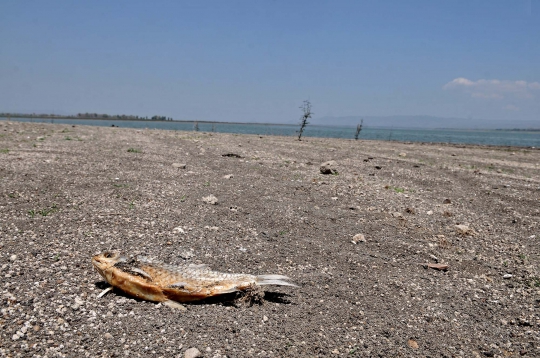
[256, 274, 298, 287]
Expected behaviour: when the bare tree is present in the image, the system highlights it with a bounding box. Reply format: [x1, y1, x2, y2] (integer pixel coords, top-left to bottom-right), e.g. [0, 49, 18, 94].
[298, 100, 312, 141]
[354, 119, 364, 140]
[193, 121, 199, 131]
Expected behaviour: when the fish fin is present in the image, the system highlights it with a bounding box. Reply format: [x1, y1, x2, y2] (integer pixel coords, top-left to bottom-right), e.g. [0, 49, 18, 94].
[97, 286, 113, 298]
[129, 268, 153, 281]
[217, 286, 240, 294]
[163, 300, 187, 311]
[256, 275, 298, 287]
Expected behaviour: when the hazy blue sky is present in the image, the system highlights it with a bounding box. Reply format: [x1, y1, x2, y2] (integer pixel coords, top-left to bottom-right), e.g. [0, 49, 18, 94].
[1, 1, 539, 123]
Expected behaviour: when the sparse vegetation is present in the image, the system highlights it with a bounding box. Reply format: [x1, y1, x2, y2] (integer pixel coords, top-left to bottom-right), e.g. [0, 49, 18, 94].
[354, 119, 363, 140]
[127, 148, 141, 153]
[297, 100, 312, 141]
[0, 148, 9, 154]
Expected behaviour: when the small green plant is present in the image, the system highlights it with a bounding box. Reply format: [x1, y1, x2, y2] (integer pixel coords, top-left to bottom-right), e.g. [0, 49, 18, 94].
[279, 230, 287, 236]
[113, 183, 128, 188]
[180, 195, 186, 202]
[129, 201, 135, 209]
[393, 187, 405, 193]
[64, 136, 72, 140]
[28, 209, 36, 218]
[127, 148, 141, 153]
[204, 182, 210, 186]
[61, 128, 69, 133]
[0, 149, 9, 154]
[53, 253, 60, 261]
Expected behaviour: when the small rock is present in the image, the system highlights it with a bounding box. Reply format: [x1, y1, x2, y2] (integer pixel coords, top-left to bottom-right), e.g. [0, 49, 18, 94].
[184, 347, 202, 358]
[398, 152, 407, 157]
[9, 254, 17, 261]
[104, 333, 113, 339]
[263, 315, 268, 322]
[172, 163, 187, 169]
[426, 210, 433, 215]
[407, 339, 419, 349]
[320, 160, 338, 175]
[202, 195, 218, 205]
[173, 227, 185, 234]
[351, 234, 366, 244]
[223, 174, 234, 179]
[331, 197, 338, 200]
[392, 212, 402, 218]
[503, 274, 513, 279]
[455, 224, 474, 236]
[443, 198, 452, 204]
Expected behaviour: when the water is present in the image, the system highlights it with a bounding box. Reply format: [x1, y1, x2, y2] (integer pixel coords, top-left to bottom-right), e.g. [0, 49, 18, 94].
[3, 117, 539, 147]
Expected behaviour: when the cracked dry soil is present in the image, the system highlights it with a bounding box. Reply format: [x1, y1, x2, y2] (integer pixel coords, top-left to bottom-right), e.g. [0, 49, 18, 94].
[1, 120, 540, 357]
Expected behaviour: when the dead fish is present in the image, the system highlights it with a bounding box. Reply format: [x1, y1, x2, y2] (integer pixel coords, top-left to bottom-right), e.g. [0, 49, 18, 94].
[91, 251, 297, 309]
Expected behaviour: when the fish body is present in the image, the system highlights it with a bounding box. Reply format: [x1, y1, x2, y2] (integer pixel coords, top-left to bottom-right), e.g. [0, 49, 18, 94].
[92, 252, 297, 304]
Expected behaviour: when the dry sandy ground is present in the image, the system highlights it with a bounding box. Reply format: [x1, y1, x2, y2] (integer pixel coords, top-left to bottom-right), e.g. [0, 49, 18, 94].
[1, 120, 539, 358]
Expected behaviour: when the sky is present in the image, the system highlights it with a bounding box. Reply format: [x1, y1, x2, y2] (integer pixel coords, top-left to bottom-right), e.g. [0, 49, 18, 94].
[1, 0, 539, 124]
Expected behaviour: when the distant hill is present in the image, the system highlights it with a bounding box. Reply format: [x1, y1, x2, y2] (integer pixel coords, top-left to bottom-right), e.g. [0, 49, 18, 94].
[308, 115, 540, 130]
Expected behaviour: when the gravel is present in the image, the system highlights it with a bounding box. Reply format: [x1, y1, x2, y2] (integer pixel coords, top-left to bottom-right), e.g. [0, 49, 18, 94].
[1, 120, 539, 357]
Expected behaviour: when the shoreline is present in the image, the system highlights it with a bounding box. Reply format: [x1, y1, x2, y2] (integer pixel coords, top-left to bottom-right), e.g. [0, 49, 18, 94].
[1, 118, 539, 149]
[2, 115, 540, 132]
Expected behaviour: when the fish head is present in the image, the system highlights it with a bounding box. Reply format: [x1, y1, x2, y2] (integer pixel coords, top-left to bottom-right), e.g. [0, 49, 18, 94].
[92, 251, 124, 279]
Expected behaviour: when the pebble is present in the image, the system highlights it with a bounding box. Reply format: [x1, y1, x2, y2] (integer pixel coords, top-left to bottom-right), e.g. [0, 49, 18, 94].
[503, 274, 513, 279]
[427, 210, 433, 215]
[223, 174, 234, 179]
[173, 227, 185, 234]
[399, 152, 407, 157]
[184, 347, 202, 358]
[104, 333, 113, 339]
[202, 195, 218, 205]
[263, 315, 268, 322]
[9, 255, 17, 261]
[320, 160, 338, 175]
[172, 163, 187, 169]
[455, 224, 473, 235]
[351, 234, 366, 244]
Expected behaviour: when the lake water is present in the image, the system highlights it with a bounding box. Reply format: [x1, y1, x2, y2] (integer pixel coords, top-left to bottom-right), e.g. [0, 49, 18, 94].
[3, 117, 539, 147]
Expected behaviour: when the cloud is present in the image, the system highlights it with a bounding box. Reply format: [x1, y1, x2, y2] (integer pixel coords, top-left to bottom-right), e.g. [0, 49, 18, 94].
[443, 77, 540, 99]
